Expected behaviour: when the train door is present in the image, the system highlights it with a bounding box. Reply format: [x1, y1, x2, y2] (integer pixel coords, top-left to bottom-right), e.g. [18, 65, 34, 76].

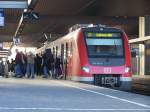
[64, 43, 69, 79]
[67, 42, 72, 78]
[61, 44, 65, 79]
[53, 47, 55, 58]
[56, 46, 58, 58]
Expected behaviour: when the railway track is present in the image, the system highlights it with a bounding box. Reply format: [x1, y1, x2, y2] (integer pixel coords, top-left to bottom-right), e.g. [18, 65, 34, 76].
[131, 76, 150, 95]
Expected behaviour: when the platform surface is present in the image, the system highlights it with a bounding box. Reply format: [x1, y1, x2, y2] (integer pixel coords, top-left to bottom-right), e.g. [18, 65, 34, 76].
[0, 78, 150, 112]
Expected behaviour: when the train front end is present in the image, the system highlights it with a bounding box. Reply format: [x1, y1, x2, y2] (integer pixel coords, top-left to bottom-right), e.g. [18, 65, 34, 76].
[80, 26, 132, 91]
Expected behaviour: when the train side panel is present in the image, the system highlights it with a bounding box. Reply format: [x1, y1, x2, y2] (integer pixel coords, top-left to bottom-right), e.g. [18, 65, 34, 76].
[119, 32, 132, 90]
[70, 30, 93, 82]
[41, 26, 132, 91]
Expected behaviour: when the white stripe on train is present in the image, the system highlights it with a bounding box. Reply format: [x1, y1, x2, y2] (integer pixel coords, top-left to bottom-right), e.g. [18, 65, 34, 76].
[71, 76, 132, 82]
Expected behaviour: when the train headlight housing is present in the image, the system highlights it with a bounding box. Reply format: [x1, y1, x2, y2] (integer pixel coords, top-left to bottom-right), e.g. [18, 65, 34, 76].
[82, 66, 90, 73]
[125, 67, 131, 73]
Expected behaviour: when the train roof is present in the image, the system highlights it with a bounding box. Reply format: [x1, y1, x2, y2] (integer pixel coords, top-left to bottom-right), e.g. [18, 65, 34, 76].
[82, 26, 122, 33]
[69, 24, 123, 33]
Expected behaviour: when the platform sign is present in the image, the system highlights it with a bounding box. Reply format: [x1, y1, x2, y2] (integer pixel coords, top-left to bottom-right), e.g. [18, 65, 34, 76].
[13, 37, 21, 45]
[3, 42, 12, 50]
[0, 9, 4, 26]
[86, 32, 121, 38]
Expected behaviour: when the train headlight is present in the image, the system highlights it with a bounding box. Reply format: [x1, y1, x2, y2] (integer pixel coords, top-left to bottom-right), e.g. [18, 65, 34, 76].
[82, 66, 90, 73]
[125, 67, 131, 73]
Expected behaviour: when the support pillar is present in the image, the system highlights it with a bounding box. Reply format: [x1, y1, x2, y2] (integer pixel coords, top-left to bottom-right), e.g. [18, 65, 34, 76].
[139, 17, 145, 76]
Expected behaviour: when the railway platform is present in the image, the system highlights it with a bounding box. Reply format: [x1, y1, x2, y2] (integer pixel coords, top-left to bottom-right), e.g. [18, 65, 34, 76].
[0, 77, 150, 112]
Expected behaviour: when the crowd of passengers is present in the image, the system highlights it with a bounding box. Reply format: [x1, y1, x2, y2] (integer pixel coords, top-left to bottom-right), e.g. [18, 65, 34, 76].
[0, 48, 63, 79]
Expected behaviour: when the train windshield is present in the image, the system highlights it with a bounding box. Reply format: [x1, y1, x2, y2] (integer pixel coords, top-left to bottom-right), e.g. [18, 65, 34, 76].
[85, 32, 124, 58]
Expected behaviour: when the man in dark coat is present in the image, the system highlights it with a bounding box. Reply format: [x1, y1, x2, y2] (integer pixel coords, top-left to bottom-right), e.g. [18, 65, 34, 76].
[42, 49, 54, 78]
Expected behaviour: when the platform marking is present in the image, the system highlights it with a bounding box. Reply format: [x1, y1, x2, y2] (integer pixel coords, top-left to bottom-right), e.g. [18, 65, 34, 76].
[0, 107, 150, 111]
[54, 81, 150, 109]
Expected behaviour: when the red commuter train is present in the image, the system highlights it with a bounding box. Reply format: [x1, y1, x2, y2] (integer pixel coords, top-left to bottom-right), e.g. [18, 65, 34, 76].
[43, 24, 132, 90]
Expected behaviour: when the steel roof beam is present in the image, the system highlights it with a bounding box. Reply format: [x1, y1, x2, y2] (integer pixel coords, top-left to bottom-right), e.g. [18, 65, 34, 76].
[14, 15, 24, 38]
[34, 16, 136, 25]
[0, 1, 28, 9]
[28, 0, 39, 9]
[129, 36, 150, 44]
[14, 0, 39, 38]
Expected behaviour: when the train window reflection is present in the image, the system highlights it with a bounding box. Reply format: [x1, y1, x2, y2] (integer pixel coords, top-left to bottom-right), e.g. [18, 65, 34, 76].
[86, 38, 124, 57]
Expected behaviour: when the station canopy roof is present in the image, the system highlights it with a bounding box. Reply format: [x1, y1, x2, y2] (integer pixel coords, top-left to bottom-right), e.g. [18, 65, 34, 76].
[0, 0, 150, 47]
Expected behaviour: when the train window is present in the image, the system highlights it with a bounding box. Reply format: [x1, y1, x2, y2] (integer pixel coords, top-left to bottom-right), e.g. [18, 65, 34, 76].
[70, 42, 73, 54]
[66, 43, 68, 58]
[62, 43, 69, 63]
[56, 46, 58, 57]
[53, 47, 55, 58]
[53, 47, 55, 54]
[86, 38, 124, 57]
[61, 44, 64, 60]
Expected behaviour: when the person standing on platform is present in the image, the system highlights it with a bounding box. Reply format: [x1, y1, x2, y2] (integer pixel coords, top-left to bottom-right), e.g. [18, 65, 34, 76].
[10, 59, 15, 75]
[20, 51, 27, 77]
[4, 60, 9, 78]
[54, 56, 63, 79]
[0, 60, 4, 77]
[26, 52, 35, 78]
[15, 49, 23, 78]
[42, 49, 54, 78]
[35, 54, 42, 76]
